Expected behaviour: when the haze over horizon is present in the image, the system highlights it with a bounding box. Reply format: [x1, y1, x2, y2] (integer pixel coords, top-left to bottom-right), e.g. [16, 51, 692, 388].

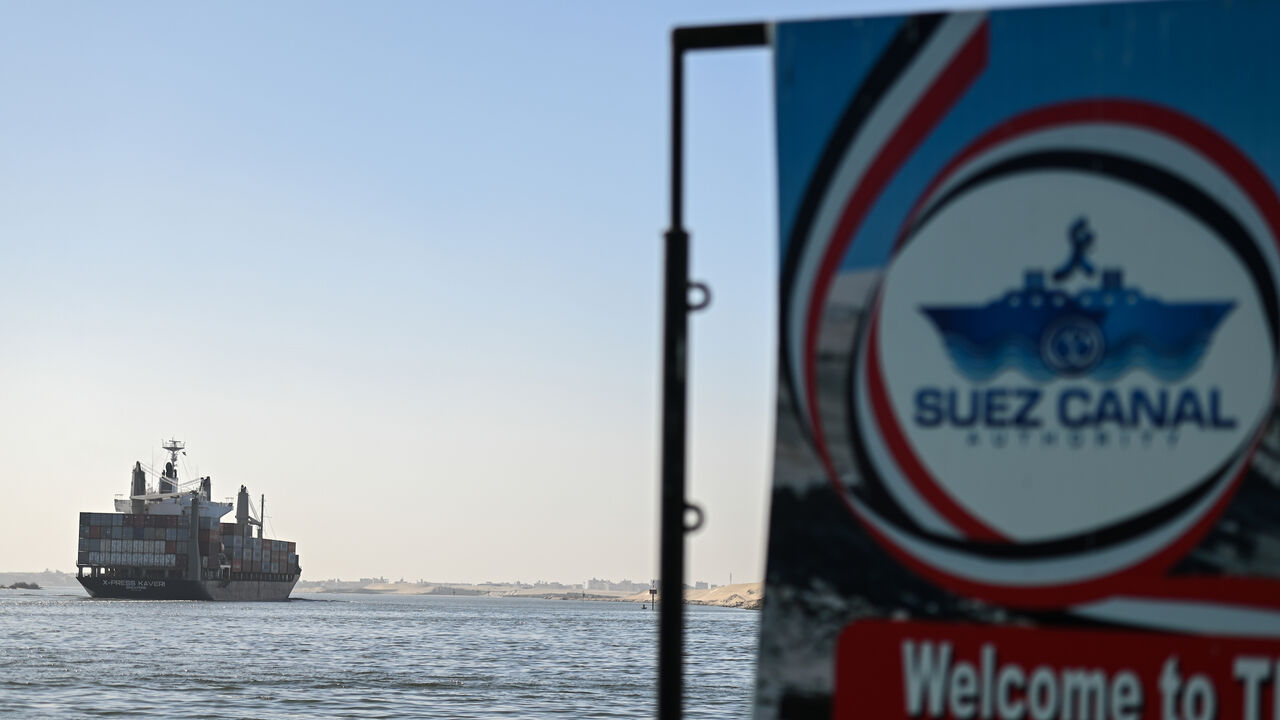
[0, 0, 1033, 585]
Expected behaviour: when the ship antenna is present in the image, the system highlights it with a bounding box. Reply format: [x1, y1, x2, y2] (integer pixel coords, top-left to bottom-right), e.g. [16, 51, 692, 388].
[162, 438, 185, 479]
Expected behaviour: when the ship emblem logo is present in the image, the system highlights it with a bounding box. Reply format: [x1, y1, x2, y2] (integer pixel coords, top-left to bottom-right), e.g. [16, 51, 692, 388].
[920, 217, 1235, 382]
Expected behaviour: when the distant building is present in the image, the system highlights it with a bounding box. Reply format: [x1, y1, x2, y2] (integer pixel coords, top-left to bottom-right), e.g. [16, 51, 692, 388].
[586, 578, 651, 592]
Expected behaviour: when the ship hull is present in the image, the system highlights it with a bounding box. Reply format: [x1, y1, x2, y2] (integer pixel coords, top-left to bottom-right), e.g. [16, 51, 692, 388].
[78, 575, 296, 601]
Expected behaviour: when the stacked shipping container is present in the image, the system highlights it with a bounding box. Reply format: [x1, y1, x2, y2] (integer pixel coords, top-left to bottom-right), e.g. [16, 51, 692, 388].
[78, 512, 187, 569]
[219, 523, 298, 575]
[77, 512, 300, 577]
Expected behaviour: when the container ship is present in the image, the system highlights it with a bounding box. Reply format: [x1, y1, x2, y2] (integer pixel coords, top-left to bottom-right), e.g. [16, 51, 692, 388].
[75, 440, 300, 601]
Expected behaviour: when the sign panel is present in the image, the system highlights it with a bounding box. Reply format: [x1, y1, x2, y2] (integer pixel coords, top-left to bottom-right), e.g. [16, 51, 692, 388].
[757, 3, 1280, 718]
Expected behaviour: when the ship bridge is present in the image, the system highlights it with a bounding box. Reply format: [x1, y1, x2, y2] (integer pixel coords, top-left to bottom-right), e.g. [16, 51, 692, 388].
[112, 440, 233, 519]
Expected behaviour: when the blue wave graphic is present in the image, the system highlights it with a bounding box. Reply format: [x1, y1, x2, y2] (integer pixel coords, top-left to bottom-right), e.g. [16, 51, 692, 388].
[934, 334, 1055, 382]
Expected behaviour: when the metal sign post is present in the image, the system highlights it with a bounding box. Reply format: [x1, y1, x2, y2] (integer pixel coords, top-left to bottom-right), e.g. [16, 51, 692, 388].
[659, 22, 767, 720]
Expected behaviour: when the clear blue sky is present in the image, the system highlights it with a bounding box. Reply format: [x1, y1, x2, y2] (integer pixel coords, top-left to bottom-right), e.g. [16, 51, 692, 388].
[0, 0, 1022, 584]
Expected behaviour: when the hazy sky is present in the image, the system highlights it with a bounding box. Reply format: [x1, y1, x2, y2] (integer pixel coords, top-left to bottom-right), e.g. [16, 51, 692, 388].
[0, 0, 1020, 585]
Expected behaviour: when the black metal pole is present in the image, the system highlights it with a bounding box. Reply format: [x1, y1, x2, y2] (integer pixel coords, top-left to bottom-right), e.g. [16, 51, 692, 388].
[658, 29, 688, 719]
[659, 22, 768, 720]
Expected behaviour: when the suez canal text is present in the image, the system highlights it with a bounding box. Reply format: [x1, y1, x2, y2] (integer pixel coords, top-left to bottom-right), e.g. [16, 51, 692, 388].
[912, 386, 1235, 431]
[898, 639, 1280, 720]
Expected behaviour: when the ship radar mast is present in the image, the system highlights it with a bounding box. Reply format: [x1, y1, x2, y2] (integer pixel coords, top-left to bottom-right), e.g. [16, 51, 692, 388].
[160, 438, 185, 494]
[162, 438, 185, 466]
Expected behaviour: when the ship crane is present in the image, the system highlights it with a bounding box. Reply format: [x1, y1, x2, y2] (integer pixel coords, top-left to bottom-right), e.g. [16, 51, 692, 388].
[235, 486, 267, 540]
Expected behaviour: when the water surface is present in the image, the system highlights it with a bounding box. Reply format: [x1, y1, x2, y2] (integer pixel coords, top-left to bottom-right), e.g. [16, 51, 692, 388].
[0, 589, 757, 718]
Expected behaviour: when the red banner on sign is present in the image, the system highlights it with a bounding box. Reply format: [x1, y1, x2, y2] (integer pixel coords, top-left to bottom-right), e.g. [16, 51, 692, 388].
[836, 620, 1280, 720]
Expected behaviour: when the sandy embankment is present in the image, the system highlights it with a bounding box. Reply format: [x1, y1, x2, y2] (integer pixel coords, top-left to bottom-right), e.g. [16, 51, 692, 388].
[293, 580, 764, 609]
[622, 582, 764, 610]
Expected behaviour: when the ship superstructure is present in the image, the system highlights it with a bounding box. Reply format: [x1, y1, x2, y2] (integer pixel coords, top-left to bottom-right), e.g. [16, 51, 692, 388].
[75, 440, 300, 601]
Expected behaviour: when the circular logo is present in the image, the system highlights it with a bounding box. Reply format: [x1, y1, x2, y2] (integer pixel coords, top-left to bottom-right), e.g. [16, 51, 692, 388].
[838, 101, 1280, 607]
[1041, 316, 1105, 375]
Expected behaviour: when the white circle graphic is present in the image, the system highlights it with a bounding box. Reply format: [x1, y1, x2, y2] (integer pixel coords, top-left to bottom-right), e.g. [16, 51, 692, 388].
[833, 103, 1280, 604]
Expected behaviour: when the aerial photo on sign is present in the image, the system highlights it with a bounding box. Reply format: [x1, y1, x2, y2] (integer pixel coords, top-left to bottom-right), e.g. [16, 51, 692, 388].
[757, 3, 1280, 718]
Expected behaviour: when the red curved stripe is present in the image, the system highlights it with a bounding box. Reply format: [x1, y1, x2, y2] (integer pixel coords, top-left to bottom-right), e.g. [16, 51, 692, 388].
[896, 99, 1280, 258]
[804, 19, 990, 487]
[864, 310, 1007, 540]
[842, 437, 1259, 610]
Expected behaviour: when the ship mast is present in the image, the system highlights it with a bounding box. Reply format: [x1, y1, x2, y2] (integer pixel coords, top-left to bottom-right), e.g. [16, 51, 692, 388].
[160, 438, 184, 494]
[162, 438, 185, 467]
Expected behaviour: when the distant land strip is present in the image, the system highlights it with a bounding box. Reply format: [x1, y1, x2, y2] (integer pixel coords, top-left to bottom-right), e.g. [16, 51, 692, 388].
[292, 580, 764, 610]
[0, 572, 764, 610]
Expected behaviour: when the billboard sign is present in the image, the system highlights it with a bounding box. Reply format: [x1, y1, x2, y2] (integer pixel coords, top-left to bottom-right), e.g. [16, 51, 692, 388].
[758, 3, 1280, 718]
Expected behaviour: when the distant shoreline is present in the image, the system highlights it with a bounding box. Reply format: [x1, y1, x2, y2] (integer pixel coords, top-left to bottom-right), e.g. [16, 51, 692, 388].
[293, 581, 764, 610]
[0, 572, 765, 610]
[0, 571, 78, 588]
